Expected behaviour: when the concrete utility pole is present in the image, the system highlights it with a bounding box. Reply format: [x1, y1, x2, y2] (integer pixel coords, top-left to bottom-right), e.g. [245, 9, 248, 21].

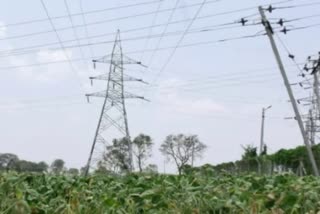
[259, 7, 319, 176]
[260, 105, 272, 155]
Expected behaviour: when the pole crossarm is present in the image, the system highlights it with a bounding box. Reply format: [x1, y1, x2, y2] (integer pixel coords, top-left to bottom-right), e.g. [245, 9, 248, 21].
[93, 55, 147, 68]
[86, 90, 148, 101]
[89, 74, 146, 83]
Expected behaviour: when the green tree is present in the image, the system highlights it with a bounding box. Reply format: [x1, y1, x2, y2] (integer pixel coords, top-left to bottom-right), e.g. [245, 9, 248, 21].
[144, 164, 158, 173]
[160, 134, 207, 175]
[36, 161, 49, 172]
[50, 159, 65, 175]
[133, 134, 153, 172]
[241, 145, 258, 160]
[0, 153, 19, 171]
[68, 168, 79, 176]
[103, 138, 130, 173]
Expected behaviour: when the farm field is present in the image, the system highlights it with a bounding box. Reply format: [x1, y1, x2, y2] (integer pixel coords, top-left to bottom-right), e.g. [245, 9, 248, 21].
[1, 172, 320, 213]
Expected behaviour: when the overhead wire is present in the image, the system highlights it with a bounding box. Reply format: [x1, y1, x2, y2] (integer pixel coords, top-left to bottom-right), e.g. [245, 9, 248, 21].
[274, 0, 320, 9]
[0, 0, 317, 71]
[0, 0, 306, 46]
[139, 0, 164, 62]
[0, 0, 219, 41]
[0, 21, 254, 58]
[0, 33, 265, 71]
[0, 12, 257, 56]
[63, 0, 86, 59]
[79, 0, 95, 58]
[150, 0, 209, 84]
[39, 0, 85, 92]
[146, 0, 183, 67]
[0, 0, 164, 29]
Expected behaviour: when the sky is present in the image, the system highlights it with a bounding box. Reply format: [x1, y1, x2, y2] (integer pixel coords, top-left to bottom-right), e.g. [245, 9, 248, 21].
[0, 0, 319, 173]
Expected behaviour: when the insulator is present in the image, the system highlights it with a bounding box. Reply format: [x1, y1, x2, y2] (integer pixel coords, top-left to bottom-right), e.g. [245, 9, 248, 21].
[240, 18, 248, 26]
[267, 5, 274, 13]
[277, 19, 284, 26]
[91, 79, 93, 86]
[93, 60, 96, 69]
[280, 27, 287, 34]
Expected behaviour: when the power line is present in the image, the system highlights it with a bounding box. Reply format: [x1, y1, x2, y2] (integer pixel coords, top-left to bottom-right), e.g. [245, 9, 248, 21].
[39, 0, 84, 92]
[0, 0, 164, 29]
[274, 0, 320, 10]
[0, 22, 317, 70]
[0, 0, 314, 59]
[79, 0, 95, 58]
[139, 0, 164, 62]
[0, 0, 302, 43]
[0, 32, 264, 71]
[0, 13, 252, 56]
[63, 0, 86, 60]
[0, 23, 258, 58]
[1, 64, 303, 108]
[151, 0, 208, 84]
[0, 0, 219, 41]
[146, 0, 183, 67]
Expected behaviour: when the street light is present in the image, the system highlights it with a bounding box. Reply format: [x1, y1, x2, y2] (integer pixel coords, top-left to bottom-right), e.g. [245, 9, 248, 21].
[260, 105, 272, 155]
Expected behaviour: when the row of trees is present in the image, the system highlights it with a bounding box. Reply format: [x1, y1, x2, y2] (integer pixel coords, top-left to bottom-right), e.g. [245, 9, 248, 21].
[0, 154, 79, 175]
[1, 133, 207, 176]
[188, 144, 320, 176]
[97, 133, 207, 175]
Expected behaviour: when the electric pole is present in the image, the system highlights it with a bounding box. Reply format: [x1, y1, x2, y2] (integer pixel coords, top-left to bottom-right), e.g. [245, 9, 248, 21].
[259, 6, 319, 176]
[260, 105, 272, 155]
[84, 30, 148, 176]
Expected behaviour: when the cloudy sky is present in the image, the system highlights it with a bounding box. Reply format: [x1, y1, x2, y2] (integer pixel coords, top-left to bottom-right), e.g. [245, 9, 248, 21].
[0, 0, 319, 173]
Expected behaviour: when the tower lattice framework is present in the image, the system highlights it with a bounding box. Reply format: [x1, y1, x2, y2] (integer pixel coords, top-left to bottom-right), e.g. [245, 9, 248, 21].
[84, 30, 147, 175]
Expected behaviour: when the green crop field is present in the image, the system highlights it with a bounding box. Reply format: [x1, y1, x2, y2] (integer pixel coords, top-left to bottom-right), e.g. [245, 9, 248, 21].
[1, 172, 320, 214]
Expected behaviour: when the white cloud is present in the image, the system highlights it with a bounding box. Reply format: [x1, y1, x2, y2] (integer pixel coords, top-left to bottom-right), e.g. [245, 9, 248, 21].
[155, 78, 227, 117]
[0, 21, 7, 37]
[37, 49, 71, 62]
[12, 49, 76, 83]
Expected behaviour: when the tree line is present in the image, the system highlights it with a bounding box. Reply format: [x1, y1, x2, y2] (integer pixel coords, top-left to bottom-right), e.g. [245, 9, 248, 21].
[0, 154, 80, 175]
[186, 144, 320, 176]
[0, 133, 207, 175]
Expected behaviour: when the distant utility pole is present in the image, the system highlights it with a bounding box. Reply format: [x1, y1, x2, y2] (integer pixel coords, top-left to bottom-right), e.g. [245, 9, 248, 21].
[84, 30, 148, 176]
[260, 105, 272, 155]
[259, 7, 319, 176]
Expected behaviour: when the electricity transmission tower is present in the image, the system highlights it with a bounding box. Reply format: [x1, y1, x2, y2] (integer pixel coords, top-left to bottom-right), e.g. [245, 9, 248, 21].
[301, 54, 320, 145]
[84, 30, 147, 175]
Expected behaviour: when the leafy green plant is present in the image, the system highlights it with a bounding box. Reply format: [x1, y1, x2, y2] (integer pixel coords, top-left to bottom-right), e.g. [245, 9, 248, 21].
[1, 172, 320, 213]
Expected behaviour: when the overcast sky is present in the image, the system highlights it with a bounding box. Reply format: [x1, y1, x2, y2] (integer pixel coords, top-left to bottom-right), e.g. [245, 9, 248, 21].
[0, 0, 319, 173]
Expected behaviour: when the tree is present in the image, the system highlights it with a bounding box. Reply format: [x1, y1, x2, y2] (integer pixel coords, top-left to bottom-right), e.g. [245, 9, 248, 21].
[103, 138, 130, 173]
[0, 153, 19, 171]
[50, 159, 65, 175]
[36, 161, 49, 172]
[241, 145, 258, 160]
[133, 134, 153, 172]
[160, 134, 207, 175]
[144, 164, 158, 174]
[68, 168, 79, 176]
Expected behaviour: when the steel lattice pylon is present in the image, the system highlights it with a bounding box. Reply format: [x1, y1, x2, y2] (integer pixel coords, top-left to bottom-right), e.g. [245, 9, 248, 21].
[84, 30, 147, 175]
